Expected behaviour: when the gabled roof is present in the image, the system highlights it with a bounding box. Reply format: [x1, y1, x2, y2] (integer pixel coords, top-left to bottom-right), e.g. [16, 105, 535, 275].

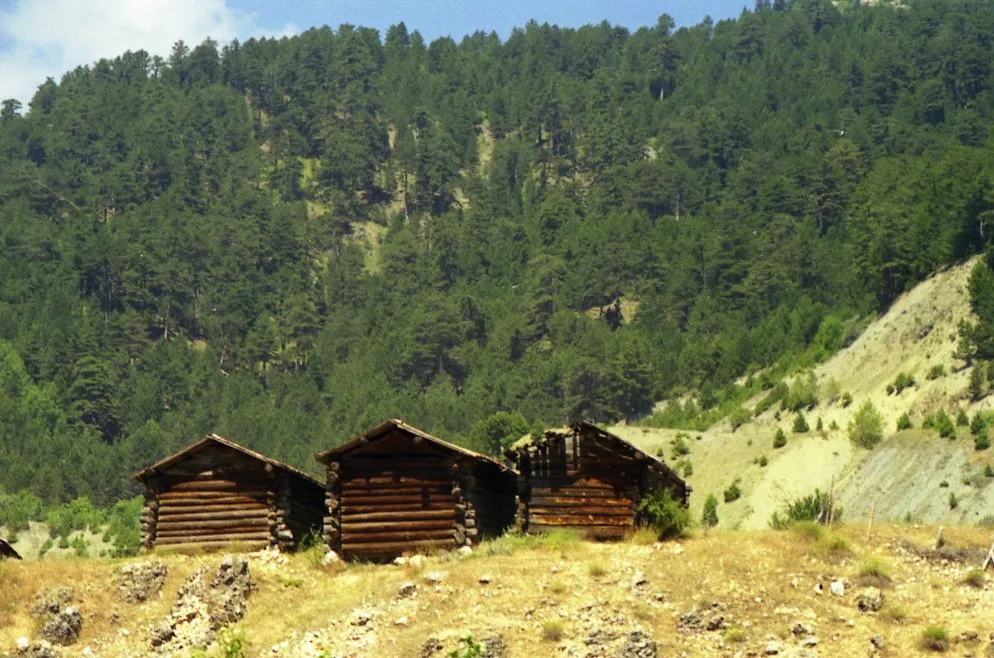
[133, 434, 321, 487]
[513, 420, 687, 486]
[315, 418, 513, 473]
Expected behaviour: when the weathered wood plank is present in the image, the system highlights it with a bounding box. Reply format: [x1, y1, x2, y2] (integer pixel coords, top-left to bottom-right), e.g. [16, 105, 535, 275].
[158, 504, 268, 517]
[342, 519, 456, 533]
[155, 531, 271, 545]
[155, 509, 270, 522]
[164, 480, 273, 493]
[340, 529, 457, 543]
[341, 502, 454, 514]
[528, 514, 634, 527]
[340, 509, 457, 523]
[155, 518, 271, 532]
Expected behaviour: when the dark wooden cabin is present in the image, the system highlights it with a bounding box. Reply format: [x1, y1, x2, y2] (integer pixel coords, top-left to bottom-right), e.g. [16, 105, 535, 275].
[508, 421, 689, 539]
[316, 419, 517, 560]
[134, 435, 325, 553]
[0, 538, 22, 560]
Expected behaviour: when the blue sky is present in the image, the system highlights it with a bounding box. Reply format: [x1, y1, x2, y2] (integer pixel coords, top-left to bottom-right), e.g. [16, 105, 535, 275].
[234, 0, 745, 41]
[0, 0, 745, 104]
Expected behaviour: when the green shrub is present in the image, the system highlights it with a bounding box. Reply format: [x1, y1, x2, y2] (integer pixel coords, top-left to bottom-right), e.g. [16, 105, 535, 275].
[587, 563, 607, 578]
[793, 412, 810, 433]
[970, 413, 987, 436]
[637, 489, 691, 540]
[217, 628, 247, 658]
[754, 382, 788, 417]
[919, 625, 949, 652]
[935, 410, 956, 438]
[926, 363, 946, 380]
[672, 436, 690, 456]
[890, 372, 916, 394]
[816, 416, 824, 431]
[702, 494, 719, 528]
[897, 412, 913, 431]
[447, 635, 487, 658]
[38, 538, 53, 557]
[829, 419, 839, 430]
[948, 492, 958, 509]
[939, 480, 949, 488]
[857, 556, 892, 582]
[880, 602, 908, 622]
[0, 491, 46, 532]
[785, 372, 818, 411]
[976, 433, 991, 451]
[956, 409, 970, 426]
[923, 413, 936, 429]
[969, 363, 986, 401]
[757, 455, 768, 467]
[769, 490, 840, 528]
[773, 427, 787, 449]
[848, 401, 884, 448]
[723, 479, 742, 503]
[46, 497, 106, 539]
[841, 392, 853, 407]
[985, 464, 994, 478]
[729, 407, 752, 431]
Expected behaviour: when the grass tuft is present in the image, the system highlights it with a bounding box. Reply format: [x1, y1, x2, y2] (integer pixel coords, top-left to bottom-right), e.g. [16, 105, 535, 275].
[540, 619, 565, 642]
[856, 555, 892, 586]
[879, 602, 907, 623]
[919, 625, 949, 652]
[963, 569, 986, 589]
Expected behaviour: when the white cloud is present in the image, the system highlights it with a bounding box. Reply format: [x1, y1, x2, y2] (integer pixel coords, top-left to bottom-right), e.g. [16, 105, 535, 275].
[0, 0, 292, 105]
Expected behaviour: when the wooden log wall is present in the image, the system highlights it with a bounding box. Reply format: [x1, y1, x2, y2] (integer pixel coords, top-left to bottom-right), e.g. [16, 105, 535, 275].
[464, 463, 517, 542]
[323, 461, 342, 553]
[140, 483, 159, 551]
[520, 432, 639, 540]
[335, 458, 461, 559]
[152, 470, 274, 549]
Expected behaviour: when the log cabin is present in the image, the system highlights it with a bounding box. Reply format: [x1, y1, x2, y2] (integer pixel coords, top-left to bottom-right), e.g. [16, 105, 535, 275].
[508, 421, 689, 539]
[316, 419, 517, 560]
[134, 434, 325, 553]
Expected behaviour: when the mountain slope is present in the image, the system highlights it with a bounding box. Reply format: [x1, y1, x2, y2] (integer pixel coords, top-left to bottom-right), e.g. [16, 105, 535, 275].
[614, 259, 994, 529]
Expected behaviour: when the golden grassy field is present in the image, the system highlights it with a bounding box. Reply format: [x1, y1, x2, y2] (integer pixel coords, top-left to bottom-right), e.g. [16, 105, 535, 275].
[1, 524, 991, 657]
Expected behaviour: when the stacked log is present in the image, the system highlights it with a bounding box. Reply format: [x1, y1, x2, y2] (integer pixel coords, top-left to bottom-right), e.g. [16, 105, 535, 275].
[152, 473, 273, 549]
[337, 463, 460, 558]
[140, 484, 159, 551]
[323, 461, 342, 553]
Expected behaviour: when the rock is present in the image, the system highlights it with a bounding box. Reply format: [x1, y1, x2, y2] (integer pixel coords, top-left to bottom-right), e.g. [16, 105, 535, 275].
[457, 546, 473, 557]
[632, 571, 648, 588]
[12, 640, 60, 658]
[705, 615, 726, 631]
[792, 622, 813, 636]
[30, 587, 74, 618]
[393, 556, 408, 566]
[350, 609, 375, 626]
[398, 582, 417, 598]
[765, 640, 784, 655]
[149, 556, 254, 653]
[14, 640, 29, 652]
[871, 635, 885, 650]
[618, 630, 657, 658]
[117, 561, 168, 603]
[830, 580, 846, 597]
[856, 588, 883, 613]
[408, 555, 426, 568]
[419, 638, 444, 658]
[321, 550, 340, 566]
[960, 631, 979, 643]
[813, 583, 824, 595]
[422, 571, 447, 584]
[393, 616, 408, 626]
[678, 610, 703, 631]
[480, 635, 507, 658]
[478, 574, 492, 585]
[40, 606, 82, 646]
[801, 636, 819, 647]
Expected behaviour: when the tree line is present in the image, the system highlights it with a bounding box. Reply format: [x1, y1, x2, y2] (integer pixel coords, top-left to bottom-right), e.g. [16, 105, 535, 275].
[1, 0, 993, 506]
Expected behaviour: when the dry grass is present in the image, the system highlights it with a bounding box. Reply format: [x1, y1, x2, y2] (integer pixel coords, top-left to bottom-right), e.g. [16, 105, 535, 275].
[1, 525, 991, 657]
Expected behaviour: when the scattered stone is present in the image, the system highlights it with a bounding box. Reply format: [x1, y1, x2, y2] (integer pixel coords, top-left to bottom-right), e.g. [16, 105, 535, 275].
[409, 555, 426, 568]
[618, 630, 657, 658]
[792, 622, 813, 637]
[419, 638, 444, 658]
[149, 556, 254, 654]
[321, 550, 340, 566]
[350, 609, 376, 626]
[10, 640, 60, 658]
[40, 606, 82, 646]
[813, 583, 824, 595]
[394, 616, 408, 626]
[15, 640, 29, 652]
[398, 582, 417, 598]
[30, 587, 74, 618]
[423, 571, 447, 585]
[871, 635, 885, 650]
[117, 561, 168, 603]
[632, 571, 648, 588]
[830, 580, 846, 597]
[480, 635, 507, 658]
[705, 615, 726, 631]
[678, 610, 703, 631]
[856, 588, 883, 613]
[478, 574, 492, 585]
[457, 546, 473, 557]
[961, 631, 980, 643]
[765, 640, 784, 655]
[800, 636, 819, 647]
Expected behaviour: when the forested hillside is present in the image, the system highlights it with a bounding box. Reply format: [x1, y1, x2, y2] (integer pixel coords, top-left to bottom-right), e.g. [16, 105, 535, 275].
[2, 0, 994, 506]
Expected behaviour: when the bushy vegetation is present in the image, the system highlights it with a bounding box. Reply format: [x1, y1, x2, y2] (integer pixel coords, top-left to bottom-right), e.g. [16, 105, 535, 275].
[728, 407, 752, 431]
[792, 412, 810, 434]
[956, 409, 970, 427]
[848, 401, 884, 448]
[769, 490, 841, 529]
[785, 372, 818, 412]
[701, 494, 719, 528]
[919, 625, 950, 652]
[887, 372, 916, 395]
[926, 364, 946, 380]
[0, 492, 140, 556]
[723, 479, 742, 503]
[896, 413, 913, 431]
[934, 410, 957, 439]
[773, 427, 787, 449]
[637, 489, 691, 540]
